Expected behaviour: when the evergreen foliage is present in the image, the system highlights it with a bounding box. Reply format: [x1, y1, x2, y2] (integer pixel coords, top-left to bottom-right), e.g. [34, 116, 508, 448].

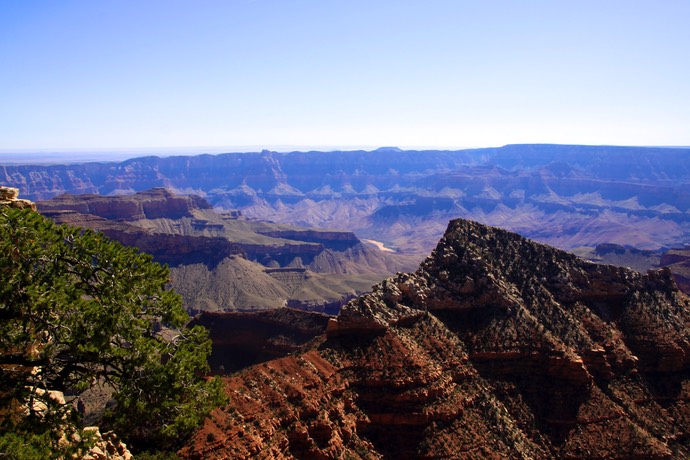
[0, 208, 225, 455]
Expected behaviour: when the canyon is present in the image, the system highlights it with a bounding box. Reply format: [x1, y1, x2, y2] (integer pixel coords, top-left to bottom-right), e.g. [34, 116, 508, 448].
[4, 146, 690, 457]
[4, 144, 690, 259]
[37, 188, 414, 313]
[181, 218, 690, 459]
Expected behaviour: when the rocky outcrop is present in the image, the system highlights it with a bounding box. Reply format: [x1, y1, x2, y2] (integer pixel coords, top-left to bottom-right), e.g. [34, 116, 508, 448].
[81, 426, 133, 460]
[182, 218, 690, 459]
[38, 187, 211, 220]
[0, 186, 36, 210]
[6, 386, 132, 459]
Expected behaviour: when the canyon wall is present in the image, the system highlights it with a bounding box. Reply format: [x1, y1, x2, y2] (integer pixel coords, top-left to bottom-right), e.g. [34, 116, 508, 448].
[4, 145, 690, 255]
[37, 189, 408, 312]
[181, 218, 690, 459]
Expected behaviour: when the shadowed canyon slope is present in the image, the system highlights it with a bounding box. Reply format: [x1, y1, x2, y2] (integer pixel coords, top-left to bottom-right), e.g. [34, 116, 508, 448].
[4, 144, 690, 257]
[37, 189, 414, 313]
[661, 248, 690, 294]
[181, 219, 690, 459]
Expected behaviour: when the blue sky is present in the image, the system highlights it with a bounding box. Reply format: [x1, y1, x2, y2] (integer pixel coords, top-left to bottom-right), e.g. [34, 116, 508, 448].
[1, 0, 689, 153]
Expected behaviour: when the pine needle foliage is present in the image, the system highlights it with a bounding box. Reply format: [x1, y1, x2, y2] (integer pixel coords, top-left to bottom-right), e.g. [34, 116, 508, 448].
[0, 208, 225, 454]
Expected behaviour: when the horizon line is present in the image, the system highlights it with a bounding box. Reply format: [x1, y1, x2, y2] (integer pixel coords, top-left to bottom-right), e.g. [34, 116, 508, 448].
[2, 143, 690, 166]
[3, 142, 690, 154]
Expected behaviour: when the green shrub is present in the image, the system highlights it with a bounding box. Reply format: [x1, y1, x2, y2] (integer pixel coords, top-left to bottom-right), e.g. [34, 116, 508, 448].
[0, 208, 226, 452]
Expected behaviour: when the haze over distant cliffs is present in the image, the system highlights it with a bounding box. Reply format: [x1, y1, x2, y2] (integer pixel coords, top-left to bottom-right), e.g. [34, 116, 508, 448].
[4, 144, 690, 256]
[38, 188, 413, 313]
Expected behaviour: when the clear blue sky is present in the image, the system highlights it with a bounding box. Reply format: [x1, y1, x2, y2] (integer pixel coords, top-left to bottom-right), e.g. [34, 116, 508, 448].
[2, 0, 689, 153]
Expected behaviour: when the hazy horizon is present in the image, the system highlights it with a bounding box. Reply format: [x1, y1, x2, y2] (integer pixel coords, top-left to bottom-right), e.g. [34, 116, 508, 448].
[3, 142, 690, 166]
[2, 1, 689, 152]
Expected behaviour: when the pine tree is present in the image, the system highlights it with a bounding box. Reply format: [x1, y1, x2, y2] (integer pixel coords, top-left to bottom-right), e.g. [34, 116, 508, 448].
[0, 208, 225, 455]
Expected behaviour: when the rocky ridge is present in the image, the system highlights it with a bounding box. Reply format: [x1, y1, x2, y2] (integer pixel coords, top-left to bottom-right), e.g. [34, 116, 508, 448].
[181, 218, 690, 459]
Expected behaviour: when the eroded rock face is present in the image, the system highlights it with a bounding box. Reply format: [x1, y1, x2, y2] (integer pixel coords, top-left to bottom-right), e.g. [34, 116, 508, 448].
[38, 208, 243, 268]
[182, 218, 690, 459]
[0, 186, 36, 210]
[5, 145, 690, 257]
[81, 426, 133, 460]
[37, 189, 410, 313]
[37, 187, 210, 220]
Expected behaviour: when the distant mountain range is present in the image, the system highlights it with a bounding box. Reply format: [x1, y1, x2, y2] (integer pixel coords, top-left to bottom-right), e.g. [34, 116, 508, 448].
[4, 144, 690, 257]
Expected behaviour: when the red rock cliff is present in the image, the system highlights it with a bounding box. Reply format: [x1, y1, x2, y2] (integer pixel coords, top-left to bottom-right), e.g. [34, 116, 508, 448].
[181, 218, 690, 459]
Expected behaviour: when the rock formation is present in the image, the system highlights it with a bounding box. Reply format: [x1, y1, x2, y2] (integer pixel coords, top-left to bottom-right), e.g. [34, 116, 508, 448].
[4, 145, 690, 257]
[0, 186, 36, 210]
[181, 218, 690, 459]
[80, 426, 132, 460]
[12, 388, 133, 460]
[37, 187, 211, 220]
[37, 189, 412, 312]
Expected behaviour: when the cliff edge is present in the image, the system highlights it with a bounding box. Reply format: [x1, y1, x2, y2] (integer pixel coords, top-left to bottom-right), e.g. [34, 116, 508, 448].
[181, 218, 690, 459]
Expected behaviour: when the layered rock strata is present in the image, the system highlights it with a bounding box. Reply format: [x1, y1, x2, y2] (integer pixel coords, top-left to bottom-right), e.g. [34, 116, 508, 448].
[5, 145, 690, 256]
[182, 218, 690, 459]
[0, 186, 36, 210]
[37, 189, 408, 312]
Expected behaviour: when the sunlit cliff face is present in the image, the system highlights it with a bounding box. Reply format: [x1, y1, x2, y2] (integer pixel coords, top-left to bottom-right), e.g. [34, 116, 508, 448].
[181, 218, 690, 459]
